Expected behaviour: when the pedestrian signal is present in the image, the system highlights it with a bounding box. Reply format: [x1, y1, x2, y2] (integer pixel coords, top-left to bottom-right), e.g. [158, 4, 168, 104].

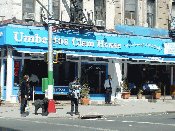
[56, 53, 66, 62]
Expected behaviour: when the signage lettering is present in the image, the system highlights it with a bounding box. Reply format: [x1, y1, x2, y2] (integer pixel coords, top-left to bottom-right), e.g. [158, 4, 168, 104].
[97, 40, 104, 47]
[54, 88, 66, 92]
[97, 40, 121, 49]
[54, 36, 68, 45]
[72, 38, 94, 47]
[14, 32, 24, 42]
[125, 42, 162, 51]
[13, 31, 162, 52]
[14, 32, 48, 44]
[147, 57, 162, 61]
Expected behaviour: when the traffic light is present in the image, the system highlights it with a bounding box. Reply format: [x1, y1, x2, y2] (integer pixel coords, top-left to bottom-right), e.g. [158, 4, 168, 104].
[44, 52, 48, 62]
[56, 53, 66, 62]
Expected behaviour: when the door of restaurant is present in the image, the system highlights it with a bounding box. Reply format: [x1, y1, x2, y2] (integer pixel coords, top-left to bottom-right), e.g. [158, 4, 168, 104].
[81, 64, 107, 94]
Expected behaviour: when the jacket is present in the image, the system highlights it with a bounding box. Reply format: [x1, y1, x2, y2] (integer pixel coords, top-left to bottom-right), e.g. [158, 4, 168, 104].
[68, 81, 82, 99]
[20, 80, 29, 98]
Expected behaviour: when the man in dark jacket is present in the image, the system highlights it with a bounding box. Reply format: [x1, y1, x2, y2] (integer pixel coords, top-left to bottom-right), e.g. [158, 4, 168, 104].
[68, 77, 82, 116]
[20, 75, 29, 117]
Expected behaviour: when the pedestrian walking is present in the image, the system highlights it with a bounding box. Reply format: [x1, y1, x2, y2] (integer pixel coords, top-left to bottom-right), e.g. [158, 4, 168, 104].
[20, 75, 29, 117]
[68, 77, 82, 116]
[104, 75, 112, 104]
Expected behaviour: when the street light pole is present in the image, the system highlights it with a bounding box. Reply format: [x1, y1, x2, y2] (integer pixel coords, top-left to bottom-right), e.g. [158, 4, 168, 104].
[36, 0, 56, 113]
[47, 0, 56, 113]
[48, 0, 53, 100]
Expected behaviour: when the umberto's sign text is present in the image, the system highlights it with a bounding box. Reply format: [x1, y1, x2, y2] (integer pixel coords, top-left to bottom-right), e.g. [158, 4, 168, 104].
[13, 32, 121, 49]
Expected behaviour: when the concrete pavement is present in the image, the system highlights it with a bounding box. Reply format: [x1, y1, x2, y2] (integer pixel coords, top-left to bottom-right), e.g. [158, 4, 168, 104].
[0, 98, 175, 119]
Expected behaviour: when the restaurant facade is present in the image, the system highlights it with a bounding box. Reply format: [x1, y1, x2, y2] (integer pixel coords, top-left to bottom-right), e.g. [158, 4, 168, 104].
[1, 23, 175, 102]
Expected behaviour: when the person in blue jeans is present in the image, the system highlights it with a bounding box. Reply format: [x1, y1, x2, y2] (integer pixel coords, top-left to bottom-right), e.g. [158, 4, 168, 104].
[68, 77, 82, 116]
[104, 75, 113, 104]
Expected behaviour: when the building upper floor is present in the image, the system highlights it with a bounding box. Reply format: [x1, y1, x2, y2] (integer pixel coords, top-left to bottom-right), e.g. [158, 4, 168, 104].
[0, 0, 174, 32]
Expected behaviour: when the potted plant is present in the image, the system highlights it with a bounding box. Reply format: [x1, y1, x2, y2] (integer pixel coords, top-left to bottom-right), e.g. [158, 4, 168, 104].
[153, 89, 161, 99]
[137, 89, 143, 99]
[121, 77, 131, 99]
[171, 90, 175, 100]
[80, 76, 91, 105]
[80, 83, 91, 105]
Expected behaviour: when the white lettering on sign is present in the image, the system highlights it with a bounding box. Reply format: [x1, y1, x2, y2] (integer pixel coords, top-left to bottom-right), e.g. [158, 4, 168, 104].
[97, 40, 104, 47]
[97, 40, 121, 49]
[13, 32, 48, 44]
[13, 31, 163, 53]
[147, 57, 162, 61]
[14, 32, 24, 42]
[125, 42, 162, 51]
[54, 36, 68, 45]
[72, 38, 94, 47]
[54, 88, 66, 92]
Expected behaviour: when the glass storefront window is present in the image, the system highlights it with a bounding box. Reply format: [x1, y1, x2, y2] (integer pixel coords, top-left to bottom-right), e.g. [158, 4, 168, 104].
[67, 55, 79, 60]
[3, 49, 7, 57]
[96, 57, 109, 62]
[81, 64, 106, 94]
[53, 62, 75, 86]
[173, 67, 175, 85]
[13, 50, 22, 57]
[81, 56, 94, 61]
[25, 53, 31, 57]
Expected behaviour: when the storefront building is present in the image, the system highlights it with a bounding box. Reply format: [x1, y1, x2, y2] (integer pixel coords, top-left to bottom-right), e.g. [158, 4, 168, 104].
[1, 23, 175, 102]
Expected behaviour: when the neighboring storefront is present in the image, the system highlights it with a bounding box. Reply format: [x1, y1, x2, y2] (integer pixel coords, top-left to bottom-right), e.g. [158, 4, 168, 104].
[1, 23, 175, 101]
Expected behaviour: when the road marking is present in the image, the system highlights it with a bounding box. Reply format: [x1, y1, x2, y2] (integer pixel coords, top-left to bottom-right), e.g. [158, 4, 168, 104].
[122, 121, 175, 126]
[106, 120, 115, 121]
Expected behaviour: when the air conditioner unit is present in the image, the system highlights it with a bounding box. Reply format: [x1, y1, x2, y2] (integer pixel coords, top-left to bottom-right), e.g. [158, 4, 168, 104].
[96, 20, 105, 26]
[24, 12, 35, 22]
[126, 19, 135, 26]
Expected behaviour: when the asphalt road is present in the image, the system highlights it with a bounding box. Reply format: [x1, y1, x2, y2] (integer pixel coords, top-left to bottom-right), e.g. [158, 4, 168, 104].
[0, 112, 175, 131]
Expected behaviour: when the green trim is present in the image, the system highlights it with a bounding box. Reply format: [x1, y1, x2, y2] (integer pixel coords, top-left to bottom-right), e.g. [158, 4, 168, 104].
[48, 71, 53, 85]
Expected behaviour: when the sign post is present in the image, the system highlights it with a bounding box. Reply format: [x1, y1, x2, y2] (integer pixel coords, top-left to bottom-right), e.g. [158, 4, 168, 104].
[47, 0, 56, 113]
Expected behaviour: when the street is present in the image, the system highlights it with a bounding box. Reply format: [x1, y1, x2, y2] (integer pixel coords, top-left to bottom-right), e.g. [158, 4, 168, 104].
[0, 112, 175, 131]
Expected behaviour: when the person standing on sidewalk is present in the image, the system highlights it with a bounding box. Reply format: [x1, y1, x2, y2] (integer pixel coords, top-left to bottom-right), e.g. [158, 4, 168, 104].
[104, 75, 113, 104]
[68, 77, 82, 116]
[20, 75, 29, 117]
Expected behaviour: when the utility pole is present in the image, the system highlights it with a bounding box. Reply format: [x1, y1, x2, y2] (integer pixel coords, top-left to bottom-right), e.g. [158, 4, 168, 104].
[47, 0, 56, 113]
[36, 0, 56, 113]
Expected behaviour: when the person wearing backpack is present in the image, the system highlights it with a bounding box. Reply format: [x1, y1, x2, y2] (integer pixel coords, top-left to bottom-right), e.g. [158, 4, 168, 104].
[68, 77, 82, 116]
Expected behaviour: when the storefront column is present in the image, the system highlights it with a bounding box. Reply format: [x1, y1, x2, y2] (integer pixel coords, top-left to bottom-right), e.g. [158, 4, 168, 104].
[124, 62, 127, 78]
[6, 48, 13, 101]
[21, 53, 25, 69]
[1, 49, 4, 100]
[78, 56, 81, 79]
[108, 59, 122, 101]
[171, 67, 173, 85]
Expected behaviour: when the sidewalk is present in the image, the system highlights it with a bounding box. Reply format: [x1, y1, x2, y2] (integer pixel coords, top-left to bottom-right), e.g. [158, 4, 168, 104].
[0, 99, 175, 119]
